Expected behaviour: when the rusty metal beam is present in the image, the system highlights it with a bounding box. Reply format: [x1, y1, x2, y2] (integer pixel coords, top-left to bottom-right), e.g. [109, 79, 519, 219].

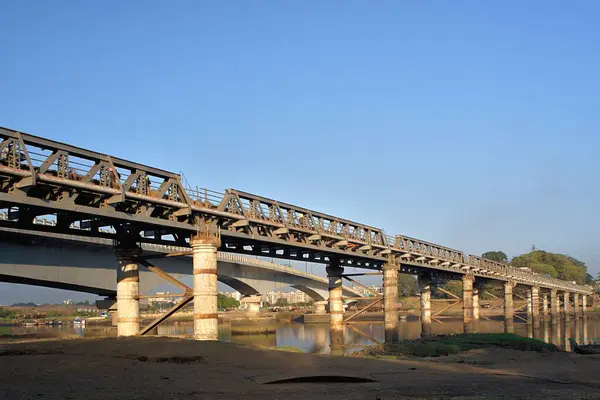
[342, 276, 381, 297]
[345, 297, 384, 323]
[139, 295, 193, 336]
[136, 258, 192, 294]
[346, 324, 382, 345]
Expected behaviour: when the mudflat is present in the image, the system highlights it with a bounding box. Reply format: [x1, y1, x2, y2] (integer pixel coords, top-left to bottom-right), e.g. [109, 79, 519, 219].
[1, 337, 599, 400]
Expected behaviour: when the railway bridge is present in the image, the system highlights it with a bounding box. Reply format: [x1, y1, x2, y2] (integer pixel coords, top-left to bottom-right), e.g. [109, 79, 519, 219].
[0, 126, 593, 342]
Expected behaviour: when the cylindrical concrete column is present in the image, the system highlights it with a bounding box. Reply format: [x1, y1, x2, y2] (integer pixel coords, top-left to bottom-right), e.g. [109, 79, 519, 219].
[115, 246, 141, 337]
[582, 295, 587, 316]
[462, 275, 475, 333]
[191, 235, 220, 341]
[504, 281, 514, 334]
[418, 273, 432, 337]
[531, 286, 540, 328]
[542, 294, 549, 318]
[246, 302, 261, 314]
[550, 289, 559, 325]
[326, 262, 344, 333]
[526, 288, 533, 324]
[314, 301, 327, 315]
[383, 263, 399, 343]
[472, 281, 480, 321]
[574, 293, 581, 319]
[563, 292, 571, 321]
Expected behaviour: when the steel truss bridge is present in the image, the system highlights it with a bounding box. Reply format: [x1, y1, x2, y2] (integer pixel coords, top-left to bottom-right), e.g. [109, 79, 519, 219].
[0, 126, 592, 296]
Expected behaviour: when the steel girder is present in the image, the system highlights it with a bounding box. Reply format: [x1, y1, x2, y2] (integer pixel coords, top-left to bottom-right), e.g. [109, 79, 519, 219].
[0, 126, 592, 295]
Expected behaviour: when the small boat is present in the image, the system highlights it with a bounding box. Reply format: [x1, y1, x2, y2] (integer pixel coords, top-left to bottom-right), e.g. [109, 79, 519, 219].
[569, 338, 600, 355]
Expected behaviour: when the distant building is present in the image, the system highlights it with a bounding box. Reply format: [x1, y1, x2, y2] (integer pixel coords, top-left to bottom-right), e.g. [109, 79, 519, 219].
[260, 290, 312, 304]
[148, 292, 179, 305]
[63, 299, 73, 305]
[219, 291, 241, 301]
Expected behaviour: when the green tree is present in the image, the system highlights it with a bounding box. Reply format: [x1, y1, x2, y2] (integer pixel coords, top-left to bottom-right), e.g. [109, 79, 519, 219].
[217, 294, 240, 310]
[397, 274, 418, 297]
[0, 308, 16, 319]
[482, 251, 508, 263]
[510, 250, 587, 284]
[275, 298, 289, 307]
[434, 280, 463, 298]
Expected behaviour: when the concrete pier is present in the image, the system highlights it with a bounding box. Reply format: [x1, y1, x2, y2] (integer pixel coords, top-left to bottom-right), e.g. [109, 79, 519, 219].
[418, 273, 432, 336]
[542, 293, 549, 318]
[462, 275, 475, 333]
[526, 288, 533, 323]
[550, 289, 559, 324]
[504, 281, 514, 334]
[326, 262, 344, 334]
[574, 293, 580, 319]
[191, 235, 220, 341]
[115, 245, 141, 337]
[242, 295, 262, 316]
[563, 292, 571, 321]
[531, 286, 540, 328]
[472, 280, 480, 321]
[383, 263, 399, 343]
[582, 295, 587, 316]
[314, 301, 327, 315]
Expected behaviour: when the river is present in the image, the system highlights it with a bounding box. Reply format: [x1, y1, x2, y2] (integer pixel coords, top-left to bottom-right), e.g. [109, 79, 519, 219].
[3, 316, 598, 355]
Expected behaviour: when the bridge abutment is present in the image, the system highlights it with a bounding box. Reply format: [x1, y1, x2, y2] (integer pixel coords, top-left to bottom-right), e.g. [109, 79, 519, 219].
[191, 234, 221, 341]
[383, 263, 399, 343]
[418, 273, 432, 336]
[115, 245, 142, 337]
[504, 281, 514, 333]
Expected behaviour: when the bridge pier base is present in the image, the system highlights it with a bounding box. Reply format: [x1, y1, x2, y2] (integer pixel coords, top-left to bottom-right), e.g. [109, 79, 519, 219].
[243, 295, 262, 316]
[326, 262, 344, 334]
[314, 301, 327, 315]
[462, 275, 475, 333]
[504, 281, 514, 334]
[383, 263, 399, 343]
[531, 286, 540, 328]
[563, 292, 571, 322]
[115, 245, 142, 337]
[418, 273, 432, 337]
[191, 235, 220, 341]
[551, 289, 559, 325]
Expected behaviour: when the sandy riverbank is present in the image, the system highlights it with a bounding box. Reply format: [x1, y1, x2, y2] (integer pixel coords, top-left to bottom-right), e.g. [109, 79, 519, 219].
[1, 337, 600, 399]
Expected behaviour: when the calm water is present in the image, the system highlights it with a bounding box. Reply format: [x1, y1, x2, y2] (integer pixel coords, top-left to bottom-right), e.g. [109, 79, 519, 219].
[3, 317, 599, 355]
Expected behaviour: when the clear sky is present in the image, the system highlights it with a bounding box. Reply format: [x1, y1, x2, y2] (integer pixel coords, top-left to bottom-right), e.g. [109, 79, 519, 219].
[1, 1, 599, 304]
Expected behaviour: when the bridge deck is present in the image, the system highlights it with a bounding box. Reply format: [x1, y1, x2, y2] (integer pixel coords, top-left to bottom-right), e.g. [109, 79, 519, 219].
[0, 126, 592, 294]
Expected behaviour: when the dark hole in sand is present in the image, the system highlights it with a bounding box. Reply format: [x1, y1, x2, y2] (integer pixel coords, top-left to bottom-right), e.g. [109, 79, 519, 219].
[136, 355, 205, 364]
[263, 375, 378, 384]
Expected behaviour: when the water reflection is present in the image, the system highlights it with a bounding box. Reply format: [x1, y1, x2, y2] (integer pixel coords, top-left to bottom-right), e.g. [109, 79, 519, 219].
[3, 316, 598, 355]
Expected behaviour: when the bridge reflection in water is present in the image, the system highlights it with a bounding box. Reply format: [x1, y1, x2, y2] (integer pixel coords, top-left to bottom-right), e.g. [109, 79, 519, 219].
[153, 317, 599, 355]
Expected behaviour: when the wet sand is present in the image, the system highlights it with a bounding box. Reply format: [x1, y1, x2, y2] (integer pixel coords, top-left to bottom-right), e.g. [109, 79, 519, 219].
[1, 337, 600, 400]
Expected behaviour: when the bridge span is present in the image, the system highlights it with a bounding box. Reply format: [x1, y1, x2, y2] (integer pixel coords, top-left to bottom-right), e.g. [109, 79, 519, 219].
[0, 226, 363, 304]
[0, 126, 593, 343]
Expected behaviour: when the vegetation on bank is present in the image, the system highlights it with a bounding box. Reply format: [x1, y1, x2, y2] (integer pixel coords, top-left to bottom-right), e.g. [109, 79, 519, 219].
[356, 334, 559, 358]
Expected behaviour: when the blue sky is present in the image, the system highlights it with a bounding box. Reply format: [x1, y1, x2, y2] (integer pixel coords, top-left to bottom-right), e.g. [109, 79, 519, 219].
[1, 1, 599, 303]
